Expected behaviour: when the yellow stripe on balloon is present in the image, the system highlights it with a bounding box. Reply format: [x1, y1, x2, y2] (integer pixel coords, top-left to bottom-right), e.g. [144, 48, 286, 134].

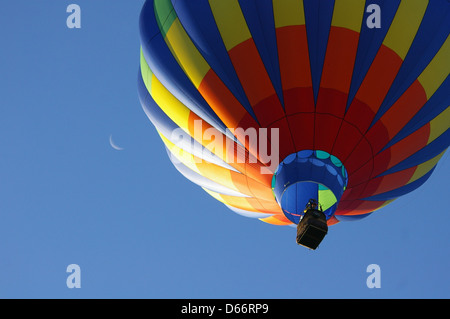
[428, 106, 450, 145]
[259, 214, 292, 226]
[208, 0, 252, 51]
[417, 35, 450, 99]
[150, 74, 191, 134]
[409, 149, 446, 184]
[273, 0, 305, 28]
[164, 19, 211, 88]
[383, 0, 428, 60]
[331, 0, 365, 32]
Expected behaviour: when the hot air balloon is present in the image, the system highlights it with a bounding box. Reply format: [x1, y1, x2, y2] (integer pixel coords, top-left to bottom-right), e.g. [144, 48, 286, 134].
[138, 0, 450, 249]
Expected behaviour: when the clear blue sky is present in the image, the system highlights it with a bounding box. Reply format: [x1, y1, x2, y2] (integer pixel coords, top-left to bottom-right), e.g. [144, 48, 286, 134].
[0, 1, 449, 299]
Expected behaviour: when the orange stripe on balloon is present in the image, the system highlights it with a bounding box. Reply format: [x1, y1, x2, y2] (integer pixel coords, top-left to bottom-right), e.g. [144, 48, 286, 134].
[372, 124, 430, 177]
[219, 195, 281, 214]
[367, 167, 416, 197]
[367, 80, 427, 151]
[227, 39, 285, 125]
[336, 199, 386, 215]
[229, 173, 274, 201]
[259, 214, 292, 226]
[327, 216, 340, 226]
[198, 70, 257, 130]
[275, 25, 313, 114]
[351, 45, 404, 132]
[317, 27, 360, 116]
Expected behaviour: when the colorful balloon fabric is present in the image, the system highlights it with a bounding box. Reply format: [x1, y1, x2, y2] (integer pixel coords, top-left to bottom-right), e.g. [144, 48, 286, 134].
[138, 0, 449, 226]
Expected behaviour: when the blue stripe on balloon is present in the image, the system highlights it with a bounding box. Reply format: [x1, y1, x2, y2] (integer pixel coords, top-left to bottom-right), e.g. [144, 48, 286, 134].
[346, 0, 400, 112]
[238, 0, 285, 109]
[303, 0, 335, 104]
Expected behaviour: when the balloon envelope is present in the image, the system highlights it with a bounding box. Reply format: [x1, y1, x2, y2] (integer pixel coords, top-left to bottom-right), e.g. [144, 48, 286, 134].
[138, 0, 449, 227]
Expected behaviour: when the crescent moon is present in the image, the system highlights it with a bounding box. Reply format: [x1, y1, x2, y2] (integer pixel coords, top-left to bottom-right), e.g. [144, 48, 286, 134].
[109, 135, 124, 151]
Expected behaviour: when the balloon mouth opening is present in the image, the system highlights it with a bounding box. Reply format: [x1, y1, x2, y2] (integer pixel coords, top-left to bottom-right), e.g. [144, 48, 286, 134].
[271, 150, 348, 224]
